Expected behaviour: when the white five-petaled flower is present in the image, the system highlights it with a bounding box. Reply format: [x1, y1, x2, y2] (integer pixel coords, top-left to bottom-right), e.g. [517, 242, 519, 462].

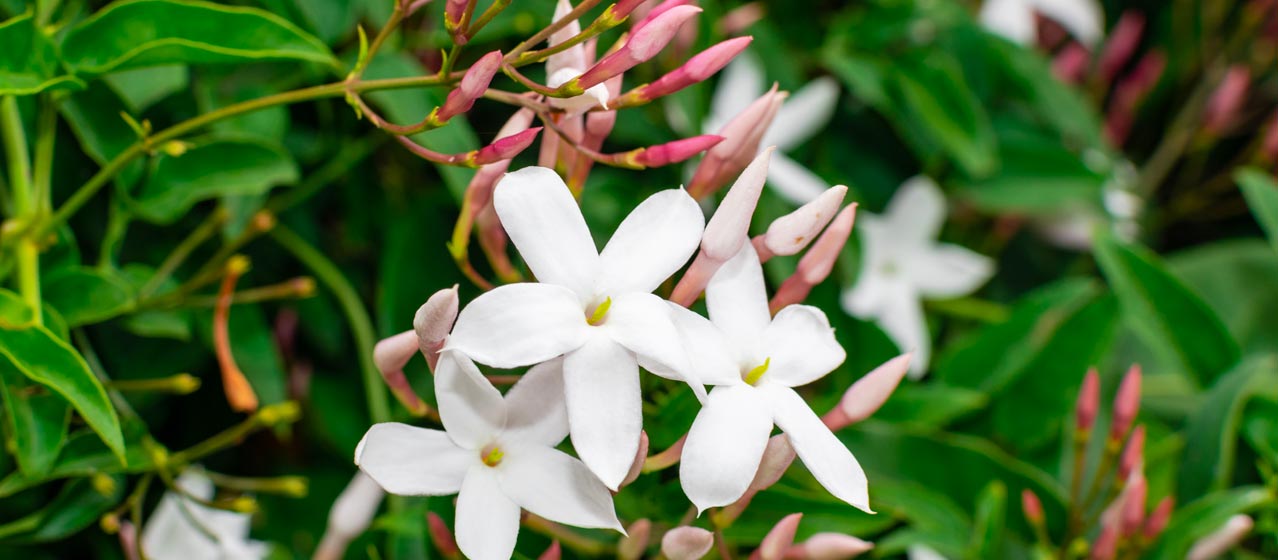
[445, 166, 705, 490]
[840, 176, 994, 379]
[703, 53, 840, 205]
[356, 353, 622, 560]
[141, 470, 268, 560]
[979, 0, 1103, 46]
[668, 243, 871, 514]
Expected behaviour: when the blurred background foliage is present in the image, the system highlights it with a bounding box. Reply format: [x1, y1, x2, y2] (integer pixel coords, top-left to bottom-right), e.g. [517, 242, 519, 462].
[1, 0, 1277, 558]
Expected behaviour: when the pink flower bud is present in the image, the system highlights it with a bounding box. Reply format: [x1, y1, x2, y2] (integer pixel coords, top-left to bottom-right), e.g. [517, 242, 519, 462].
[1119, 474, 1147, 536]
[688, 87, 785, 199]
[632, 135, 724, 167]
[622, 431, 650, 487]
[1187, 515, 1254, 560]
[1099, 12, 1145, 84]
[575, 6, 702, 90]
[719, 3, 764, 35]
[1052, 43, 1091, 85]
[619, 519, 652, 560]
[662, 526, 715, 560]
[785, 533, 874, 560]
[633, 0, 694, 30]
[445, 0, 468, 31]
[1143, 496, 1174, 540]
[315, 472, 385, 560]
[414, 286, 460, 372]
[770, 203, 857, 312]
[1076, 367, 1101, 434]
[763, 186, 848, 257]
[427, 512, 460, 556]
[750, 435, 796, 491]
[611, 0, 648, 20]
[824, 353, 911, 430]
[629, 37, 753, 103]
[1090, 524, 1118, 560]
[1263, 110, 1278, 164]
[1109, 364, 1142, 442]
[702, 147, 774, 260]
[1022, 489, 1045, 528]
[1105, 51, 1166, 145]
[1203, 66, 1251, 136]
[539, 540, 562, 560]
[472, 127, 542, 165]
[119, 520, 139, 560]
[436, 51, 502, 123]
[373, 330, 429, 416]
[1117, 424, 1145, 481]
[754, 513, 802, 560]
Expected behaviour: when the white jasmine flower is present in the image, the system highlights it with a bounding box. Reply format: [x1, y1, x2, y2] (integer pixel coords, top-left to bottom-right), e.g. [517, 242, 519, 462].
[545, 0, 610, 113]
[445, 166, 705, 489]
[979, 0, 1104, 46]
[704, 53, 840, 205]
[356, 353, 622, 560]
[141, 470, 268, 560]
[671, 243, 871, 514]
[840, 176, 994, 378]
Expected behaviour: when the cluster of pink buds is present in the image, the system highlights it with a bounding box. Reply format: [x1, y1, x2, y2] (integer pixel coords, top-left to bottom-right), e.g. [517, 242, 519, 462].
[660, 514, 871, 560]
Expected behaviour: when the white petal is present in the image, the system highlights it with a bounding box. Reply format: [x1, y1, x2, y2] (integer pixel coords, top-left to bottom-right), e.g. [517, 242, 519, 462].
[768, 386, 871, 512]
[647, 303, 739, 389]
[979, 0, 1036, 44]
[705, 53, 765, 134]
[706, 243, 771, 353]
[905, 244, 995, 299]
[872, 287, 931, 379]
[765, 152, 833, 207]
[455, 467, 522, 560]
[679, 385, 773, 512]
[883, 176, 947, 244]
[174, 470, 216, 500]
[840, 264, 890, 319]
[762, 305, 846, 388]
[493, 167, 600, 297]
[499, 445, 622, 531]
[1030, 0, 1104, 45]
[502, 358, 570, 447]
[563, 335, 643, 490]
[598, 189, 705, 295]
[447, 283, 589, 368]
[435, 351, 507, 449]
[142, 492, 220, 559]
[909, 545, 952, 560]
[762, 77, 839, 151]
[355, 423, 473, 496]
[546, 0, 586, 77]
[604, 292, 690, 377]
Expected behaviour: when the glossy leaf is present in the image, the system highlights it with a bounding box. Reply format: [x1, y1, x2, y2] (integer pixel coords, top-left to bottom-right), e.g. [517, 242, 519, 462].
[0, 431, 153, 498]
[58, 83, 146, 188]
[103, 64, 189, 111]
[41, 267, 136, 326]
[1238, 168, 1278, 253]
[133, 139, 298, 224]
[0, 326, 125, 464]
[1095, 233, 1241, 386]
[0, 337, 69, 476]
[1177, 355, 1278, 502]
[0, 476, 125, 542]
[0, 14, 81, 95]
[60, 0, 337, 75]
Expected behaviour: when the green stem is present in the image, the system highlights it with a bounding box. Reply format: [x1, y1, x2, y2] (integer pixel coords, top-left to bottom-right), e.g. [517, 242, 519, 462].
[350, 6, 405, 81]
[140, 208, 228, 297]
[2, 96, 41, 324]
[32, 96, 56, 215]
[503, 0, 605, 62]
[269, 225, 391, 424]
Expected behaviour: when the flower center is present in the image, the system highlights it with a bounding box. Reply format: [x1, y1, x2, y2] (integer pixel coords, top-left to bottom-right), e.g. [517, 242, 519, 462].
[879, 260, 900, 277]
[742, 357, 771, 386]
[480, 444, 504, 467]
[586, 296, 612, 326]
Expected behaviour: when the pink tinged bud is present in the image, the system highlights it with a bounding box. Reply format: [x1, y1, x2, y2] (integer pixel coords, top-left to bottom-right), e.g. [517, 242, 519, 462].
[575, 6, 702, 90]
[472, 127, 542, 165]
[785, 533, 874, 560]
[719, 3, 764, 35]
[1187, 515, 1254, 560]
[632, 135, 724, 167]
[373, 330, 429, 416]
[750, 435, 796, 491]
[1264, 111, 1278, 163]
[633, 0, 694, 30]
[315, 473, 386, 560]
[754, 513, 802, 560]
[1105, 51, 1166, 145]
[1076, 367, 1101, 433]
[611, 0, 648, 20]
[764, 186, 849, 257]
[770, 203, 857, 312]
[1090, 524, 1118, 560]
[1117, 425, 1145, 481]
[427, 512, 460, 556]
[539, 540, 562, 560]
[1119, 474, 1147, 536]
[1098, 12, 1145, 84]
[445, 0, 468, 29]
[1022, 489, 1045, 528]
[689, 87, 785, 199]
[619, 519, 652, 560]
[825, 352, 911, 430]
[414, 286, 460, 372]
[1142, 496, 1174, 540]
[622, 431, 650, 487]
[662, 527, 715, 560]
[1203, 66, 1251, 135]
[1052, 43, 1091, 85]
[632, 37, 754, 102]
[1109, 364, 1142, 442]
[702, 147, 775, 260]
[436, 51, 502, 123]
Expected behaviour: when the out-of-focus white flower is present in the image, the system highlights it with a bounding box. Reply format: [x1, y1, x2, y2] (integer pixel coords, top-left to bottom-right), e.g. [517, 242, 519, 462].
[670, 244, 870, 513]
[908, 544, 951, 560]
[840, 177, 994, 378]
[356, 353, 622, 560]
[979, 0, 1104, 46]
[314, 472, 385, 560]
[1187, 515, 1254, 560]
[445, 167, 705, 490]
[702, 53, 840, 205]
[141, 470, 268, 560]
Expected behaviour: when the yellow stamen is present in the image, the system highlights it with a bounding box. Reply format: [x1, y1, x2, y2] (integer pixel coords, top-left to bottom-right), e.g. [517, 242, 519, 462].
[482, 446, 504, 467]
[587, 296, 612, 326]
[744, 358, 771, 386]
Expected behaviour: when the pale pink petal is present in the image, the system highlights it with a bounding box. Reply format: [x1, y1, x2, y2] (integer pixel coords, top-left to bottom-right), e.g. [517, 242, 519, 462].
[761, 305, 846, 388]
[499, 445, 622, 531]
[768, 386, 871, 512]
[838, 353, 912, 425]
[435, 351, 507, 449]
[502, 359, 570, 447]
[598, 188, 705, 295]
[446, 283, 590, 368]
[563, 335, 643, 490]
[493, 167, 600, 298]
[662, 526, 715, 560]
[455, 468, 522, 560]
[355, 423, 473, 496]
[763, 185, 847, 256]
[680, 385, 773, 512]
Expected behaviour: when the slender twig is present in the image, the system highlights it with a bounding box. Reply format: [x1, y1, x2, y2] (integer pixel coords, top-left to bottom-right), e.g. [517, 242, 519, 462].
[1, 96, 41, 323]
[139, 208, 228, 297]
[503, 0, 605, 62]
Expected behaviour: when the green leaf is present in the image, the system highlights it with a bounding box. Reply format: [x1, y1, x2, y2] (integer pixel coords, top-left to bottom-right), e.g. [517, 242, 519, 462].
[0, 348, 69, 477]
[58, 82, 145, 188]
[1094, 233, 1241, 386]
[0, 326, 125, 464]
[1169, 239, 1278, 355]
[0, 288, 35, 326]
[872, 383, 988, 431]
[1241, 398, 1278, 467]
[955, 124, 1105, 213]
[1177, 355, 1278, 502]
[0, 431, 153, 497]
[1237, 167, 1278, 253]
[0, 14, 82, 95]
[60, 0, 337, 75]
[41, 267, 136, 326]
[892, 54, 998, 177]
[1144, 486, 1275, 558]
[133, 139, 298, 224]
[0, 476, 125, 542]
[103, 64, 189, 111]
[967, 481, 1007, 560]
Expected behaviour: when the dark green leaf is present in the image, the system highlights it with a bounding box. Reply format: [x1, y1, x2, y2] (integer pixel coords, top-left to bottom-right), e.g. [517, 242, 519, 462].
[0, 431, 153, 497]
[41, 267, 136, 326]
[1095, 233, 1241, 386]
[103, 64, 189, 111]
[1237, 167, 1278, 253]
[1169, 239, 1278, 356]
[60, 0, 337, 75]
[0, 14, 81, 95]
[15, 476, 124, 542]
[133, 139, 298, 224]
[892, 54, 998, 177]
[0, 326, 125, 464]
[967, 481, 1007, 559]
[0, 288, 34, 326]
[1177, 355, 1278, 502]
[1144, 486, 1275, 558]
[58, 82, 145, 188]
[872, 383, 988, 431]
[1241, 398, 1278, 467]
[0, 353, 70, 476]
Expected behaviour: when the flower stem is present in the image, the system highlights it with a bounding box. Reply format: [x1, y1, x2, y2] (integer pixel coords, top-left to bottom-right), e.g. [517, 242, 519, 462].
[1, 96, 41, 324]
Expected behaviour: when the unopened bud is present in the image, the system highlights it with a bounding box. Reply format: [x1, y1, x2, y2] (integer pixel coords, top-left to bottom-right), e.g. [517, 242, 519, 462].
[629, 135, 724, 167]
[427, 512, 460, 556]
[1187, 515, 1254, 560]
[1052, 43, 1090, 85]
[1098, 12, 1145, 84]
[437, 51, 502, 123]
[1203, 66, 1251, 136]
[1022, 489, 1045, 528]
[315, 472, 386, 560]
[1263, 111, 1278, 164]
[229, 495, 258, 514]
[1117, 425, 1145, 481]
[750, 435, 796, 491]
[445, 0, 468, 32]
[100, 513, 121, 534]
[770, 203, 857, 312]
[1090, 524, 1118, 560]
[626, 37, 753, 103]
[575, 6, 702, 90]
[1105, 52, 1166, 145]
[539, 540, 562, 560]
[414, 286, 461, 372]
[257, 400, 301, 425]
[471, 127, 542, 166]
[662, 526, 715, 560]
[251, 211, 276, 233]
[1109, 364, 1142, 442]
[160, 140, 193, 157]
[688, 88, 785, 199]
[762, 186, 848, 258]
[702, 147, 774, 260]
[92, 473, 117, 496]
[755, 513, 802, 560]
[622, 431, 649, 487]
[1119, 475, 1146, 536]
[618, 519, 652, 560]
[1142, 496, 1173, 540]
[373, 330, 430, 416]
[785, 533, 874, 560]
[824, 353, 911, 430]
[1076, 367, 1100, 434]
